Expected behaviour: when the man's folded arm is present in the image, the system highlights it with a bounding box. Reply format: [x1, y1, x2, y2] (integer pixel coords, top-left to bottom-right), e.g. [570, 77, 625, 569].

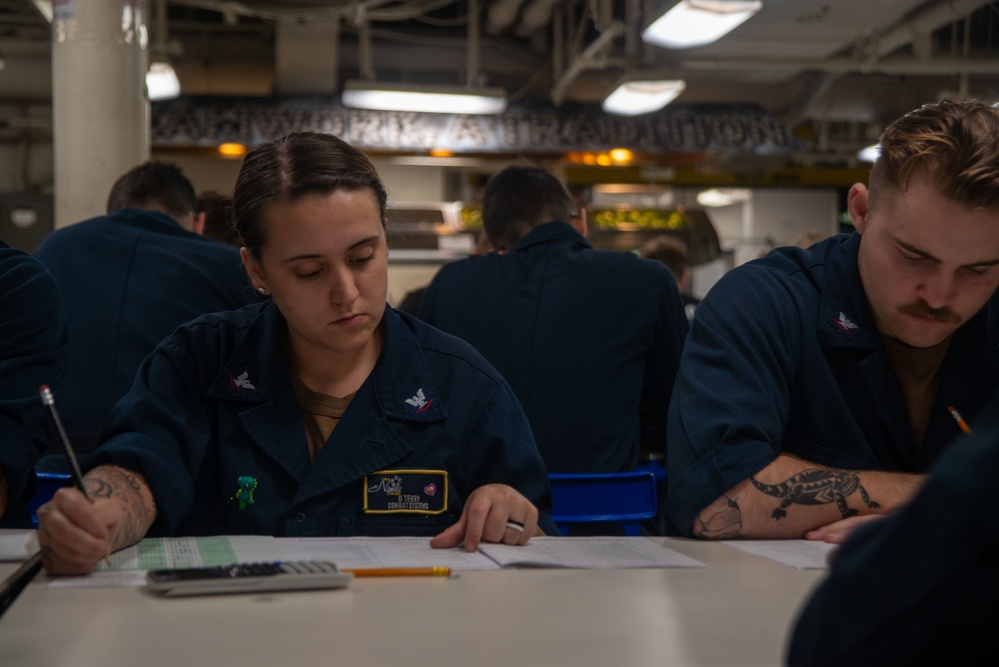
[690, 453, 925, 539]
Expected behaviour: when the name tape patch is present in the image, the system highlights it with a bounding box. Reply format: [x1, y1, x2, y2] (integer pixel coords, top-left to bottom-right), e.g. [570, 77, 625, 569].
[363, 469, 448, 515]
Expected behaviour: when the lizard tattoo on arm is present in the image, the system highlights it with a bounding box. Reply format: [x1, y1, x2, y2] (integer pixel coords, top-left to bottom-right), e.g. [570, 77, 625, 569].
[750, 468, 880, 521]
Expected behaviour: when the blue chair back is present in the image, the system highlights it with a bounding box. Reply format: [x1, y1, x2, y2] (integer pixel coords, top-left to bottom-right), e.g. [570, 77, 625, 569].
[548, 471, 658, 536]
[27, 472, 71, 529]
[634, 460, 667, 485]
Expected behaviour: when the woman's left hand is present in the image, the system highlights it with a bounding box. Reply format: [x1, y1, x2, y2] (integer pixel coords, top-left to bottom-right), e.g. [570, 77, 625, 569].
[430, 484, 542, 552]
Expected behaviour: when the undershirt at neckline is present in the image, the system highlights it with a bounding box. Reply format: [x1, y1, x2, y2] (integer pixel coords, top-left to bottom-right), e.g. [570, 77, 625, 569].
[880, 334, 951, 452]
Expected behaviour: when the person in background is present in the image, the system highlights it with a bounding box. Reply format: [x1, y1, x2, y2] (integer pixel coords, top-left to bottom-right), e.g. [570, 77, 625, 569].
[0, 241, 67, 527]
[419, 165, 688, 476]
[395, 230, 492, 317]
[197, 190, 241, 246]
[666, 99, 999, 541]
[34, 162, 257, 457]
[640, 234, 700, 321]
[35, 132, 554, 575]
[787, 388, 999, 666]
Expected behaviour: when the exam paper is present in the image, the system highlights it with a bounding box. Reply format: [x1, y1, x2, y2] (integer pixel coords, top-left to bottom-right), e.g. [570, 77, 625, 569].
[48, 572, 148, 588]
[722, 539, 837, 569]
[96, 536, 242, 571]
[56, 535, 706, 588]
[479, 537, 705, 569]
[269, 537, 499, 571]
[0, 530, 36, 561]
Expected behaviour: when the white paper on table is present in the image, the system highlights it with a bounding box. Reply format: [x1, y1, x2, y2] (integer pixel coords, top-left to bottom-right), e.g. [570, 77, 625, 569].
[722, 539, 837, 569]
[0, 530, 36, 561]
[48, 571, 148, 588]
[269, 536, 501, 571]
[479, 537, 706, 569]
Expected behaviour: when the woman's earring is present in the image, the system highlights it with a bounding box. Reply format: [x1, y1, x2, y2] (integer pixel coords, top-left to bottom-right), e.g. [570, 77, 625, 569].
[257, 287, 267, 295]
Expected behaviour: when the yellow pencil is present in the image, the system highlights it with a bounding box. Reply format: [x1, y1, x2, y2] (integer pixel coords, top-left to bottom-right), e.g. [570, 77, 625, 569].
[948, 406, 973, 435]
[344, 567, 452, 577]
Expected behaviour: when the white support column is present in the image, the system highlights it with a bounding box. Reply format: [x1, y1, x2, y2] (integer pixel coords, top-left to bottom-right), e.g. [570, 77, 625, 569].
[52, 0, 149, 228]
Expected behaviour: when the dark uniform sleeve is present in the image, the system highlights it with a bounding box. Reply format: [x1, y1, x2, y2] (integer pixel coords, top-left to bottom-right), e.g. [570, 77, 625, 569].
[666, 264, 802, 535]
[455, 378, 558, 536]
[85, 331, 214, 535]
[0, 247, 68, 527]
[640, 265, 688, 455]
[787, 396, 999, 666]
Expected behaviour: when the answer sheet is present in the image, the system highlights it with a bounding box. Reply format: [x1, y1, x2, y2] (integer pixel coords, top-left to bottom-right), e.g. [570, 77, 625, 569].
[721, 539, 837, 569]
[479, 537, 704, 569]
[50, 535, 705, 586]
[0, 530, 36, 561]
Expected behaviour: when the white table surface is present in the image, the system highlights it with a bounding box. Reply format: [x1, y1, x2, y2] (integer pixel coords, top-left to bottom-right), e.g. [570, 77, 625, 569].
[0, 537, 826, 667]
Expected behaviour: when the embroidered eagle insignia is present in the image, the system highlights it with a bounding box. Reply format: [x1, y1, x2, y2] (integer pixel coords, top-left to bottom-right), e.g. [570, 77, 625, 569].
[404, 388, 433, 412]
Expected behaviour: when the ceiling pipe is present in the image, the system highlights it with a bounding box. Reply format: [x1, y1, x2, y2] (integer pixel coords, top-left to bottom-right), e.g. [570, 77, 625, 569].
[624, 0, 640, 58]
[468, 0, 479, 86]
[515, 0, 558, 38]
[552, 1, 564, 80]
[873, 0, 996, 59]
[486, 0, 526, 34]
[780, 71, 839, 129]
[153, 0, 168, 59]
[357, 9, 375, 81]
[776, 0, 995, 136]
[551, 20, 623, 106]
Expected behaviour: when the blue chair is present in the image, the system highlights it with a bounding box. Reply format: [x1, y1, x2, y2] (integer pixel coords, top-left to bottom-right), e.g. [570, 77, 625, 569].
[547, 471, 658, 536]
[634, 459, 667, 485]
[27, 472, 71, 529]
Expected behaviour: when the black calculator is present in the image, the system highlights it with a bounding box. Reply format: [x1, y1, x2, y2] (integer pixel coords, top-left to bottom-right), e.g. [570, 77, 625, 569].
[146, 561, 352, 596]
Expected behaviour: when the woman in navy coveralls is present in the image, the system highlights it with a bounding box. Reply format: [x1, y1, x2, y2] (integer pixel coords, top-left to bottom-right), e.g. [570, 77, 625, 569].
[36, 133, 554, 574]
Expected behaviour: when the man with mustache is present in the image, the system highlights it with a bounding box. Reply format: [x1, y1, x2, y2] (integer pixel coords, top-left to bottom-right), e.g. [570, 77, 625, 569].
[666, 99, 999, 541]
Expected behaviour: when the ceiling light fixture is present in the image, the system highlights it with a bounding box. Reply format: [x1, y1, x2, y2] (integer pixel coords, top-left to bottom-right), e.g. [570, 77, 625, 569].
[857, 144, 881, 163]
[603, 79, 686, 116]
[643, 0, 762, 50]
[341, 81, 507, 115]
[147, 0, 180, 101]
[696, 188, 752, 207]
[146, 61, 180, 101]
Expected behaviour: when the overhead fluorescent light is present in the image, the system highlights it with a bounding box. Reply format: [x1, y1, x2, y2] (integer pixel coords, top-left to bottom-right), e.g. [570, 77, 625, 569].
[603, 79, 686, 116]
[697, 188, 751, 207]
[643, 0, 762, 49]
[342, 81, 507, 115]
[146, 62, 180, 101]
[857, 143, 881, 163]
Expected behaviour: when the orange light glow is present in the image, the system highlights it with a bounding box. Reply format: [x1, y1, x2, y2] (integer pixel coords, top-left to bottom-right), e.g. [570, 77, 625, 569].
[218, 143, 247, 158]
[609, 148, 634, 163]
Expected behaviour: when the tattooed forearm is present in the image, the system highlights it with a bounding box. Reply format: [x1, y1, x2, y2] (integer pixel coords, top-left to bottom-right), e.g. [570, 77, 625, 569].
[749, 467, 880, 522]
[83, 465, 157, 550]
[84, 478, 114, 499]
[693, 495, 744, 539]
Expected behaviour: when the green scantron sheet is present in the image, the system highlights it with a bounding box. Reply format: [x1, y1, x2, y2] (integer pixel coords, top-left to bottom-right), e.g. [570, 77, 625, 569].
[96, 537, 238, 571]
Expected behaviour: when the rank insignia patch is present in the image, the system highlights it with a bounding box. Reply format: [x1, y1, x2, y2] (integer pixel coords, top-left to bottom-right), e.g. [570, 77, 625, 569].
[829, 311, 860, 338]
[363, 469, 448, 515]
